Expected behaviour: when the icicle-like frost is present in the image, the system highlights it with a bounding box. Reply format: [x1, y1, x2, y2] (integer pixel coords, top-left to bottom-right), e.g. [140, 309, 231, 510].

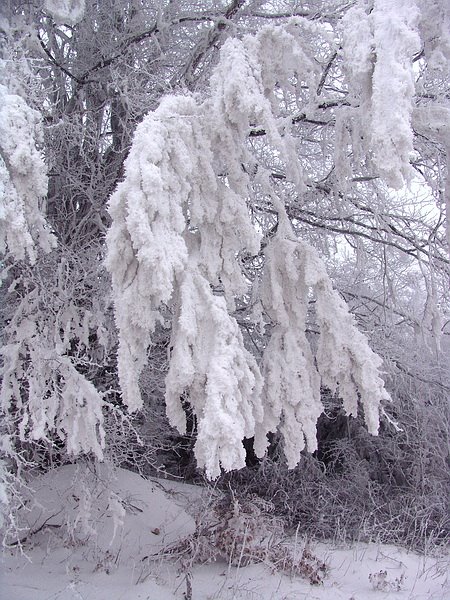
[187, 110, 261, 307]
[301, 242, 390, 434]
[0, 299, 105, 459]
[194, 181, 261, 308]
[257, 231, 389, 462]
[165, 259, 263, 479]
[418, 0, 450, 73]
[0, 334, 105, 460]
[0, 84, 56, 263]
[210, 38, 274, 138]
[340, 5, 374, 104]
[370, 0, 421, 188]
[105, 97, 197, 410]
[208, 36, 287, 209]
[340, 1, 422, 189]
[253, 19, 322, 108]
[210, 19, 325, 193]
[256, 234, 321, 465]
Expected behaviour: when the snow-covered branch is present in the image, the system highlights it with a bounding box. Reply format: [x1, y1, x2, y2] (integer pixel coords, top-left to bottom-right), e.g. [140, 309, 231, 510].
[106, 19, 394, 476]
[0, 84, 56, 264]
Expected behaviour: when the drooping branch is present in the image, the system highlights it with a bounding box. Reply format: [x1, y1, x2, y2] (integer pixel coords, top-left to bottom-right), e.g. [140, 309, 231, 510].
[0, 83, 56, 263]
[106, 19, 393, 477]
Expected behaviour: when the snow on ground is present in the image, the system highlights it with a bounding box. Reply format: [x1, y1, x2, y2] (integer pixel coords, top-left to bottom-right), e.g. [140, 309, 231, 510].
[1, 465, 448, 599]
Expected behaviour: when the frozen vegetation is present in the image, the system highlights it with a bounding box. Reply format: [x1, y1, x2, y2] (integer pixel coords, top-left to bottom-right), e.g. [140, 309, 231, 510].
[1, 0, 449, 597]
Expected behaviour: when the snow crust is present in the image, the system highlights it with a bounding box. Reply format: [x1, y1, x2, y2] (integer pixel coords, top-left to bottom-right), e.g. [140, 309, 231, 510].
[2, 466, 449, 600]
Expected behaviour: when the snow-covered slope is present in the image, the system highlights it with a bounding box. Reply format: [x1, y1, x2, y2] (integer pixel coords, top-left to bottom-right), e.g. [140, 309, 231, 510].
[2, 465, 448, 599]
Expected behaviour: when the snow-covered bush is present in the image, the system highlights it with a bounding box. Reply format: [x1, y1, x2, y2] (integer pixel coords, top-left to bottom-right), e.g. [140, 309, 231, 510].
[369, 570, 406, 592]
[214, 382, 450, 551]
[158, 490, 328, 584]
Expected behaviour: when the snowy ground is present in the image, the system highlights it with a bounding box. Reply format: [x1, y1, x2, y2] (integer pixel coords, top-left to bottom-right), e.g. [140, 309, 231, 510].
[2, 465, 448, 599]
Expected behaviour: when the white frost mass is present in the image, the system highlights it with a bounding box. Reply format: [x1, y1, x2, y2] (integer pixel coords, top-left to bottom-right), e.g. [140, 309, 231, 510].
[0, 288, 106, 460]
[339, 0, 421, 189]
[165, 258, 263, 480]
[0, 84, 56, 263]
[370, 0, 421, 188]
[106, 19, 393, 477]
[44, 0, 85, 25]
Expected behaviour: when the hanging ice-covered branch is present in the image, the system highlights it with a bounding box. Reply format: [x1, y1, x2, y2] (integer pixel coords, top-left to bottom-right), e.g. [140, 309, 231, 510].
[0, 268, 106, 460]
[0, 83, 56, 264]
[254, 208, 390, 466]
[106, 18, 392, 476]
[340, 0, 421, 189]
[255, 233, 323, 468]
[0, 76, 106, 464]
[370, 0, 421, 188]
[302, 241, 390, 434]
[105, 97, 196, 410]
[165, 256, 263, 479]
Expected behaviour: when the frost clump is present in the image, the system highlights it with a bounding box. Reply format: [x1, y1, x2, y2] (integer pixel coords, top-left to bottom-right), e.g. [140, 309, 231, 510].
[370, 0, 421, 188]
[0, 83, 56, 264]
[106, 19, 392, 478]
[340, 0, 421, 189]
[44, 0, 85, 25]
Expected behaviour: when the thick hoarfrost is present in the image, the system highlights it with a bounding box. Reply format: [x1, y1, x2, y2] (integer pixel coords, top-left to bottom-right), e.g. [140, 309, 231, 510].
[0, 84, 56, 264]
[339, 0, 421, 189]
[44, 0, 85, 25]
[340, 0, 450, 240]
[105, 97, 195, 411]
[165, 258, 263, 479]
[256, 232, 323, 467]
[370, 0, 421, 188]
[0, 281, 106, 460]
[106, 19, 396, 477]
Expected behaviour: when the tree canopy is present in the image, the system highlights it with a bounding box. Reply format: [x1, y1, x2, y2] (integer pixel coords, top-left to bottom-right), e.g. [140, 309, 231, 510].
[0, 0, 449, 504]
